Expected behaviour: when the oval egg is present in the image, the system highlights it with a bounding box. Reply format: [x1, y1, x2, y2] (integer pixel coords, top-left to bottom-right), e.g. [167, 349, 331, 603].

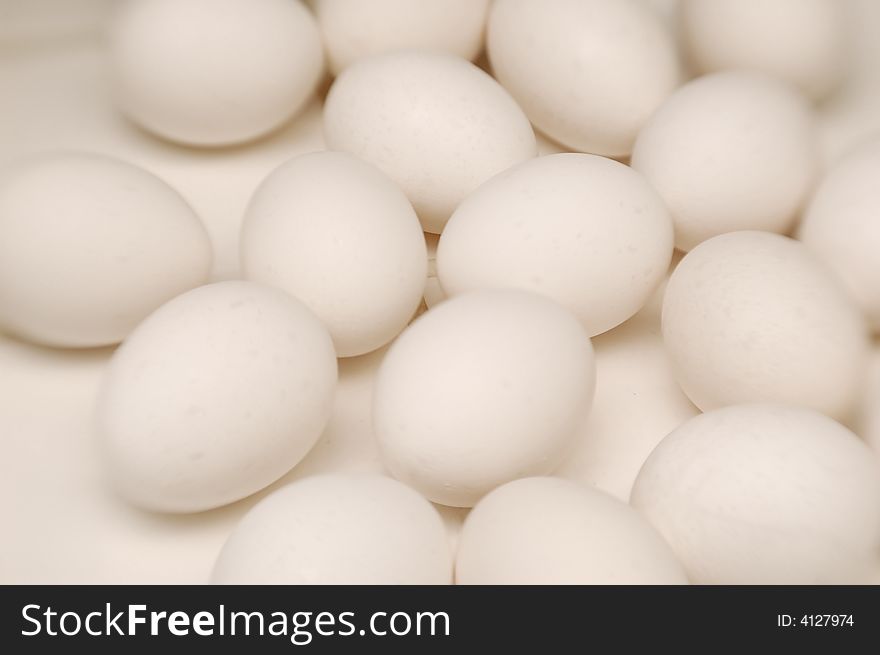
[97, 281, 338, 513]
[241, 151, 427, 358]
[212, 473, 453, 584]
[323, 50, 537, 233]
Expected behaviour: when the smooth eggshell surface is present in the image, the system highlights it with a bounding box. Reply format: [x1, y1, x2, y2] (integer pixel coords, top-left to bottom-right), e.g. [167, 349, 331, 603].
[241, 151, 427, 357]
[109, 0, 324, 146]
[798, 139, 880, 332]
[314, 0, 490, 75]
[97, 281, 337, 512]
[437, 153, 674, 337]
[631, 404, 880, 584]
[0, 151, 211, 348]
[323, 50, 537, 233]
[662, 231, 868, 420]
[487, 0, 680, 157]
[455, 477, 687, 584]
[680, 0, 847, 100]
[631, 71, 819, 251]
[211, 473, 452, 584]
[374, 290, 595, 507]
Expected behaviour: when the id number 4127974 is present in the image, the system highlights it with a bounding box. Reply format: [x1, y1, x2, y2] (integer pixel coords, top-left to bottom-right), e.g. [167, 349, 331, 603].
[777, 614, 854, 628]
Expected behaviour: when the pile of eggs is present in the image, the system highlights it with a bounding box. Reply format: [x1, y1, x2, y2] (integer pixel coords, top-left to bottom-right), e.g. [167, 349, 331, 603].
[2, 0, 880, 585]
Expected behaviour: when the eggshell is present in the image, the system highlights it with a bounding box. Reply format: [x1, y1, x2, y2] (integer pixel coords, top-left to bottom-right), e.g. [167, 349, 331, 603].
[0, 151, 211, 348]
[662, 231, 868, 420]
[314, 0, 490, 75]
[97, 281, 337, 513]
[437, 153, 674, 337]
[487, 0, 680, 157]
[798, 139, 880, 332]
[323, 50, 536, 233]
[631, 71, 819, 251]
[680, 0, 847, 100]
[455, 477, 688, 584]
[374, 289, 595, 507]
[241, 151, 427, 357]
[211, 473, 452, 584]
[108, 0, 323, 146]
[631, 404, 880, 584]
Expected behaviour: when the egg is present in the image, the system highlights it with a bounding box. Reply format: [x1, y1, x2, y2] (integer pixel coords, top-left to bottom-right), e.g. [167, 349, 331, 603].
[97, 281, 337, 513]
[486, 0, 680, 157]
[374, 289, 595, 508]
[0, 151, 211, 348]
[798, 139, 880, 332]
[240, 151, 427, 357]
[323, 50, 536, 233]
[631, 404, 880, 584]
[211, 473, 452, 584]
[455, 477, 687, 584]
[680, 0, 847, 100]
[662, 231, 868, 420]
[108, 0, 323, 146]
[314, 0, 490, 75]
[437, 153, 674, 337]
[631, 71, 819, 251]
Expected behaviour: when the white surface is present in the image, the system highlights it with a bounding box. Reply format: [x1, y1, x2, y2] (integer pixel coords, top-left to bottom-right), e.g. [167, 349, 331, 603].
[437, 153, 674, 337]
[109, 0, 324, 146]
[487, 0, 680, 157]
[98, 282, 338, 513]
[212, 474, 452, 584]
[662, 231, 869, 421]
[631, 71, 819, 251]
[323, 50, 537, 233]
[241, 151, 427, 357]
[0, 151, 212, 347]
[632, 404, 880, 584]
[456, 477, 687, 584]
[374, 290, 595, 508]
[314, 0, 489, 75]
[679, 0, 847, 99]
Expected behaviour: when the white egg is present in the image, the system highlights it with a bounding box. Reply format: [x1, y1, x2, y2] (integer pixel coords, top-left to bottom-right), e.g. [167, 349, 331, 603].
[374, 289, 595, 508]
[97, 281, 337, 513]
[456, 477, 687, 584]
[0, 152, 211, 348]
[799, 139, 880, 332]
[211, 473, 452, 584]
[240, 151, 427, 358]
[314, 0, 490, 75]
[662, 231, 868, 420]
[109, 0, 323, 146]
[323, 50, 536, 233]
[631, 404, 880, 584]
[631, 71, 819, 251]
[487, 0, 680, 157]
[437, 153, 674, 337]
[680, 0, 847, 100]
